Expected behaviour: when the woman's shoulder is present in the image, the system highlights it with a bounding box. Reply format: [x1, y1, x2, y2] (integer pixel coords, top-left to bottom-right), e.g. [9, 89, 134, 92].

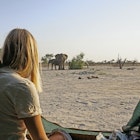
[0, 67, 37, 93]
[12, 77, 38, 99]
[14, 76, 36, 93]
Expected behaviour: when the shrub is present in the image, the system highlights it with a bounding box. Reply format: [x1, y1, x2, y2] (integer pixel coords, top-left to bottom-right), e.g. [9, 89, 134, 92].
[69, 53, 85, 69]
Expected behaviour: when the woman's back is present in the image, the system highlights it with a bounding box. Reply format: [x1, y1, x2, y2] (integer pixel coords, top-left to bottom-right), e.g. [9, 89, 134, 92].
[0, 28, 49, 140]
[0, 67, 41, 140]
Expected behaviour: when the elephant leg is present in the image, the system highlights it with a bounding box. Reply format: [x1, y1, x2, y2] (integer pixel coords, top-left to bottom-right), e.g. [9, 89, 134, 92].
[51, 64, 53, 70]
[58, 65, 60, 70]
[55, 65, 57, 70]
[60, 62, 64, 70]
[59, 64, 62, 70]
[57, 64, 60, 70]
[62, 63, 64, 70]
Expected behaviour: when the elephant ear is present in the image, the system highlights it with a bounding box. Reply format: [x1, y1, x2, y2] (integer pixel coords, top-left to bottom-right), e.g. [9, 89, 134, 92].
[64, 54, 68, 59]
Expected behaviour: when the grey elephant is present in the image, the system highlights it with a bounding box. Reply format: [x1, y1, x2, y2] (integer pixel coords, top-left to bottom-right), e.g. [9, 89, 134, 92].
[48, 59, 59, 70]
[55, 53, 68, 70]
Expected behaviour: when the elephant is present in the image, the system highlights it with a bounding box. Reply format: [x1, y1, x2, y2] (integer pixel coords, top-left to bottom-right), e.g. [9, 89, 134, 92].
[55, 53, 68, 70]
[48, 59, 59, 70]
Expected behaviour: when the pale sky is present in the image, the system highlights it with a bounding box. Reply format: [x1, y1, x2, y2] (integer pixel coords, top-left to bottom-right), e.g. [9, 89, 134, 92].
[0, 0, 140, 62]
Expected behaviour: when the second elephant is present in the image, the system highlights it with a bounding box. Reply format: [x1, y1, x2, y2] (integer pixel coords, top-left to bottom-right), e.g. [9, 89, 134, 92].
[48, 59, 59, 70]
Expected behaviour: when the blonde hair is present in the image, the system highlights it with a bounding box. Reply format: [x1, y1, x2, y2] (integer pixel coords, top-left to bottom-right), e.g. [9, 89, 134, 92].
[2, 28, 42, 92]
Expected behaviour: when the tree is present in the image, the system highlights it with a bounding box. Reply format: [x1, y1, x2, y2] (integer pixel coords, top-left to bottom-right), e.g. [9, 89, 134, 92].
[41, 54, 54, 64]
[116, 55, 127, 69]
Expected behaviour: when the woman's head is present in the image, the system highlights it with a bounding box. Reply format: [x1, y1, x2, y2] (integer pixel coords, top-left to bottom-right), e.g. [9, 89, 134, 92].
[2, 28, 42, 92]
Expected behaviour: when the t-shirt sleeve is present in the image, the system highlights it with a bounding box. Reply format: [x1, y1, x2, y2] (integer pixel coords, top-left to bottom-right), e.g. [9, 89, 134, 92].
[14, 81, 42, 118]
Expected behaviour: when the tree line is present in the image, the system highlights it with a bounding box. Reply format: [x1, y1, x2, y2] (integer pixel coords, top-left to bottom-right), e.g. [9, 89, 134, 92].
[41, 52, 139, 69]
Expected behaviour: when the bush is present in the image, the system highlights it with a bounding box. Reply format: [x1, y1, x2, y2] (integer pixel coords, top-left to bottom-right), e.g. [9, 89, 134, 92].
[69, 53, 85, 69]
[69, 60, 84, 69]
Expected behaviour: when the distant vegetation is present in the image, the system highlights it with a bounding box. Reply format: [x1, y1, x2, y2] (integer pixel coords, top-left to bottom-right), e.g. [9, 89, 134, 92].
[41, 52, 140, 70]
[0, 48, 139, 69]
[69, 52, 85, 69]
[41, 53, 54, 64]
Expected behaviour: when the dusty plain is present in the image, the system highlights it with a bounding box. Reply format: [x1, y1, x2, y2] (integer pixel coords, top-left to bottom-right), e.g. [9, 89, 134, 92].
[39, 65, 140, 131]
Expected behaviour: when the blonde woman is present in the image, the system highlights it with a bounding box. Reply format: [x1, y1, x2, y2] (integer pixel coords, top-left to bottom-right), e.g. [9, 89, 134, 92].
[0, 28, 49, 140]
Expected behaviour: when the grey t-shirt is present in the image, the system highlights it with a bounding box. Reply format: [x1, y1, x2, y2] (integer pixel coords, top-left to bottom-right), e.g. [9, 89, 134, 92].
[0, 67, 42, 140]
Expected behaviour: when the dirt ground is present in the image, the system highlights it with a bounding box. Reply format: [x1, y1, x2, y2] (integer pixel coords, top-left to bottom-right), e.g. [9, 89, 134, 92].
[39, 65, 140, 131]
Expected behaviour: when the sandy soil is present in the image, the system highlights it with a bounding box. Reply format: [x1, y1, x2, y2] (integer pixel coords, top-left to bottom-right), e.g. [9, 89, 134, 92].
[39, 65, 140, 131]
